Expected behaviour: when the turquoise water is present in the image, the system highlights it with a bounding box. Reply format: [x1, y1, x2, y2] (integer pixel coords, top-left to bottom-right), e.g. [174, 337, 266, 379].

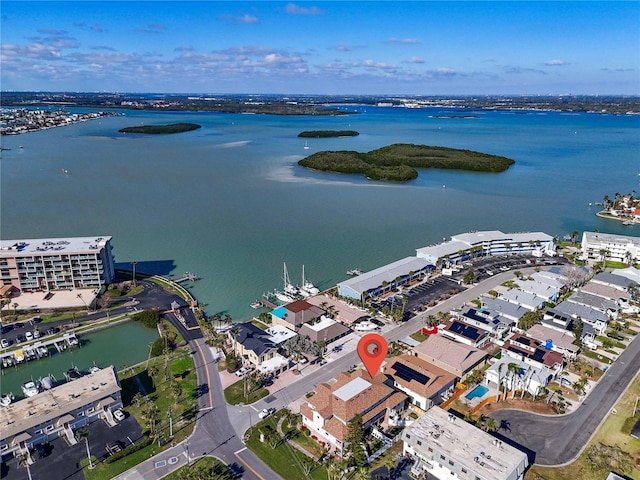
[465, 384, 489, 400]
[1, 106, 639, 320]
[0, 321, 160, 398]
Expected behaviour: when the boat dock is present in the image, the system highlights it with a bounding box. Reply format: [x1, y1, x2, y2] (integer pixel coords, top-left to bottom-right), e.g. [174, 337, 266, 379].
[0, 333, 79, 369]
[250, 297, 277, 310]
[174, 272, 201, 283]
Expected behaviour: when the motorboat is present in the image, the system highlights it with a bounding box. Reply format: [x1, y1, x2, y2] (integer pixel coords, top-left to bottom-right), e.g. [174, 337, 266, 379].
[37, 345, 49, 357]
[303, 140, 310, 150]
[22, 380, 40, 397]
[347, 268, 363, 276]
[64, 366, 83, 381]
[0, 393, 15, 407]
[88, 365, 100, 374]
[40, 374, 56, 390]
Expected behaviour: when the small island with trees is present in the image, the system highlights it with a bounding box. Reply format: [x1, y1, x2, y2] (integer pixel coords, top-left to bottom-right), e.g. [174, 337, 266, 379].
[298, 130, 359, 138]
[298, 143, 515, 182]
[119, 123, 201, 134]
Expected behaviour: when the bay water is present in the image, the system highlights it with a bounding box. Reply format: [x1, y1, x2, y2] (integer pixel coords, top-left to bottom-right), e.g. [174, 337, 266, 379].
[1, 106, 639, 322]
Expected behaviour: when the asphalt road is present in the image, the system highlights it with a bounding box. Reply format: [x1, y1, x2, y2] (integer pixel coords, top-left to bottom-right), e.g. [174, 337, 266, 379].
[489, 328, 640, 465]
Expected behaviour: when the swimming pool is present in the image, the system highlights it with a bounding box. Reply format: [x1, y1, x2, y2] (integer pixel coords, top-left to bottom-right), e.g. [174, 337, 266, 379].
[465, 384, 489, 400]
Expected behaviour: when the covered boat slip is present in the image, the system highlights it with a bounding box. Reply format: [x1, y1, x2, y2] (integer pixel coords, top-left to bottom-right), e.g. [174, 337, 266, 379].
[337, 256, 433, 301]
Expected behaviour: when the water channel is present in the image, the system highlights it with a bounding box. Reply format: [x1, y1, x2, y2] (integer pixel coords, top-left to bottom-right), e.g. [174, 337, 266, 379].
[0, 321, 160, 400]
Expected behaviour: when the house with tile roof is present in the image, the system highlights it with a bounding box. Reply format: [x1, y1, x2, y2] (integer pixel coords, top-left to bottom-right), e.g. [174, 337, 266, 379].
[412, 335, 488, 380]
[300, 370, 407, 455]
[383, 355, 456, 411]
[270, 300, 325, 331]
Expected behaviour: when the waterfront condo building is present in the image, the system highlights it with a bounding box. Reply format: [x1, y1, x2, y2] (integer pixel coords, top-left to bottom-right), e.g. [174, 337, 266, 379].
[581, 231, 640, 265]
[403, 406, 529, 480]
[0, 236, 115, 292]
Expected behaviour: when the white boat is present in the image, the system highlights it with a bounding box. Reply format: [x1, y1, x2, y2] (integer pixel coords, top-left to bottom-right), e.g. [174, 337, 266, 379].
[354, 320, 379, 331]
[275, 291, 295, 304]
[283, 263, 299, 296]
[22, 380, 40, 397]
[37, 345, 49, 357]
[347, 268, 363, 276]
[303, 140, 310, 150]
[40, 374, 56, 390]
[88, 365, 100, 374]
[300, 265, 320, 296]
[0, 393, 15, 407]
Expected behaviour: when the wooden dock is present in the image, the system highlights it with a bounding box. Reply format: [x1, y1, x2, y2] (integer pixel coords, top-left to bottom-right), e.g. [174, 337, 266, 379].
[174, 272, 201, 283]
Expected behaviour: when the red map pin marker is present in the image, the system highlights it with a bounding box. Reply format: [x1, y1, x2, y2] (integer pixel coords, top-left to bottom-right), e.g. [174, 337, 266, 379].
[357, 333, 388, 378]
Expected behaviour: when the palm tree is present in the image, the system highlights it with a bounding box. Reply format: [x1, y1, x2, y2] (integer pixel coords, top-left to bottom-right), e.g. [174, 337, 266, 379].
[624, 250, 633, 266]
[12, 302, 19, 318]
[485, 417, 498, 433]
[599, 248, 609, 269]
[229, 325, 240, 360]
[497, 363, 506, 400]
[507, 363, 519, 399]
[571, 230, 580, 244]
[76, 428, 93, 469]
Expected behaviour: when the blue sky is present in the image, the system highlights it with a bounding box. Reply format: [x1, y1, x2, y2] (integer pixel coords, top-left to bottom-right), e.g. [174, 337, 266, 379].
[2, 1, 639, 95]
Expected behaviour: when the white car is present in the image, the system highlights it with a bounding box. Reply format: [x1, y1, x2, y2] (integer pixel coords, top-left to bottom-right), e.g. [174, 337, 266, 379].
[113, 409, 125, 422]
[258, 408, 275, 419]
[235, 368, 248, 377]
[0, 338, 9, 348]
[25, 331, 34, 341]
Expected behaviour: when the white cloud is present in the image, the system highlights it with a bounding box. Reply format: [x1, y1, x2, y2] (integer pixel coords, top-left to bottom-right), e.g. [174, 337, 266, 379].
[218, 14, 260, 24]
[387, 37, 420, 44]
[545, 59, 568, 66]
[405, 56, 425, 64]
[285, 3, 324, 15]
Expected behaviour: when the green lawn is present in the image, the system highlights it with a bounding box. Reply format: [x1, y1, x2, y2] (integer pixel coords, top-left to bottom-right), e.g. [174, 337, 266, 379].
[85, 348, 198, 480]
[581, 349, 613, 364]
[224, 379, 269, 405]
[410, 331, 428, 342]
[246, 414, 328, 480]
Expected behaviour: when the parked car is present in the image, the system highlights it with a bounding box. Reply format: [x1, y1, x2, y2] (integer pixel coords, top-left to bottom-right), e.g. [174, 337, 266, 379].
[25, 331, 34, 341]
[113, 409, 125, 422]
[235, 368, 248, 377]
[0, 338, 9, 348]
[258, 408, 275, 419]
[32, 329, 40, 339]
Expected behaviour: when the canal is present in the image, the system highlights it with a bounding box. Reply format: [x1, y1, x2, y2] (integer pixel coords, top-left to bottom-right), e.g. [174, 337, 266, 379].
[0, 321, 160, 400]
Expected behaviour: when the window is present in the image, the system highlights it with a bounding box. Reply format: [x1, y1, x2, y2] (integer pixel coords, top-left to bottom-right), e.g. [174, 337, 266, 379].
[417, 440, 422, 446]
[86, 407, 95, 414]
[448, 460, 454, 466]
[405, 434, 411, 439]
[440, 454, 445, 460]
[45, 425, 55, 432]
[34, 429, 42, 435]
[428, 447, 433, 452]
[461, 468, 467, 474]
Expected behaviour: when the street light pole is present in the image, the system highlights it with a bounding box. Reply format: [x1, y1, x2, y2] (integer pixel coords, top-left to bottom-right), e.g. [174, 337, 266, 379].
[131, 261, 137, 287]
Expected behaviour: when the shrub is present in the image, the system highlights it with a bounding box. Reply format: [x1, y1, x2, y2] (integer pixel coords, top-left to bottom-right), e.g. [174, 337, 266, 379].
[105, 437, 153, 464]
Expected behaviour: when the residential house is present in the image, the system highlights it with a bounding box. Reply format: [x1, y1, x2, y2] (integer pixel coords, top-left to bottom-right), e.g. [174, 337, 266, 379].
[482, 297, 528, 328]
[514, 279, 560, 302]
[498, 289, 547, 311]
[440, 320, 491, 348]
[383, 355, 456, 412]
[230, 323, 288, 374]
[270, 300, 324, 331]
[485, 357, 552, 397]
[525, 323, 580, 360]
[403, 406, 529, 480]
[553, 300, 608, 335]
[300, 370, 407, 454]
[412, 335, 488, 380]
[581, 231, 640, 265]
[454, 306, 512, 340]
[502, 333, 564, 378]
[297, 316, 350, 344]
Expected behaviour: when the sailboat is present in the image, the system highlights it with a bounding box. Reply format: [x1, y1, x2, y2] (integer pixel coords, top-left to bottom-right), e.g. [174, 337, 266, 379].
[283, 263, 299, 296]
[303, 140, 310, 150]
[300, 265, 320, 296]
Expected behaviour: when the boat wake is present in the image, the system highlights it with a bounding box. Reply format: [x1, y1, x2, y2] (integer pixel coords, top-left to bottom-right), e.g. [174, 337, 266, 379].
[215, 140, 251, 149]
[266, 163, 398, 188]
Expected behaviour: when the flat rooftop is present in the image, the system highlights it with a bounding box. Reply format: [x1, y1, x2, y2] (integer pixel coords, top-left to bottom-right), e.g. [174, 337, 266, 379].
[0, 288, 98, 311]
[333, 377, 371, 402]
[0, 366, 120, 441]
[408, 406, 527, 477]
[0, 236, 112, 257]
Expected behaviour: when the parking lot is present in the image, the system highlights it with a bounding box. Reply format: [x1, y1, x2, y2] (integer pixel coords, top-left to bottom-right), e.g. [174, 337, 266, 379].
[0, 414, 143, 480]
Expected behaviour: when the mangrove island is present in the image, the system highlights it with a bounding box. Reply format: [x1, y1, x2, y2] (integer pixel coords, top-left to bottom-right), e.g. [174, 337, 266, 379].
[298, 143, 515, 182]
[119, 123, 201, 134]
[298, 130, 359, 138]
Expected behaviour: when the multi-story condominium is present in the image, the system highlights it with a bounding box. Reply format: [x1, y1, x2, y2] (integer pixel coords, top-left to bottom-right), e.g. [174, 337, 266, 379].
[403, 406, 529, 480]
[416, 230, 556, 266]
[0, 236, 115, 292]
[581, 231, 640, 265]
